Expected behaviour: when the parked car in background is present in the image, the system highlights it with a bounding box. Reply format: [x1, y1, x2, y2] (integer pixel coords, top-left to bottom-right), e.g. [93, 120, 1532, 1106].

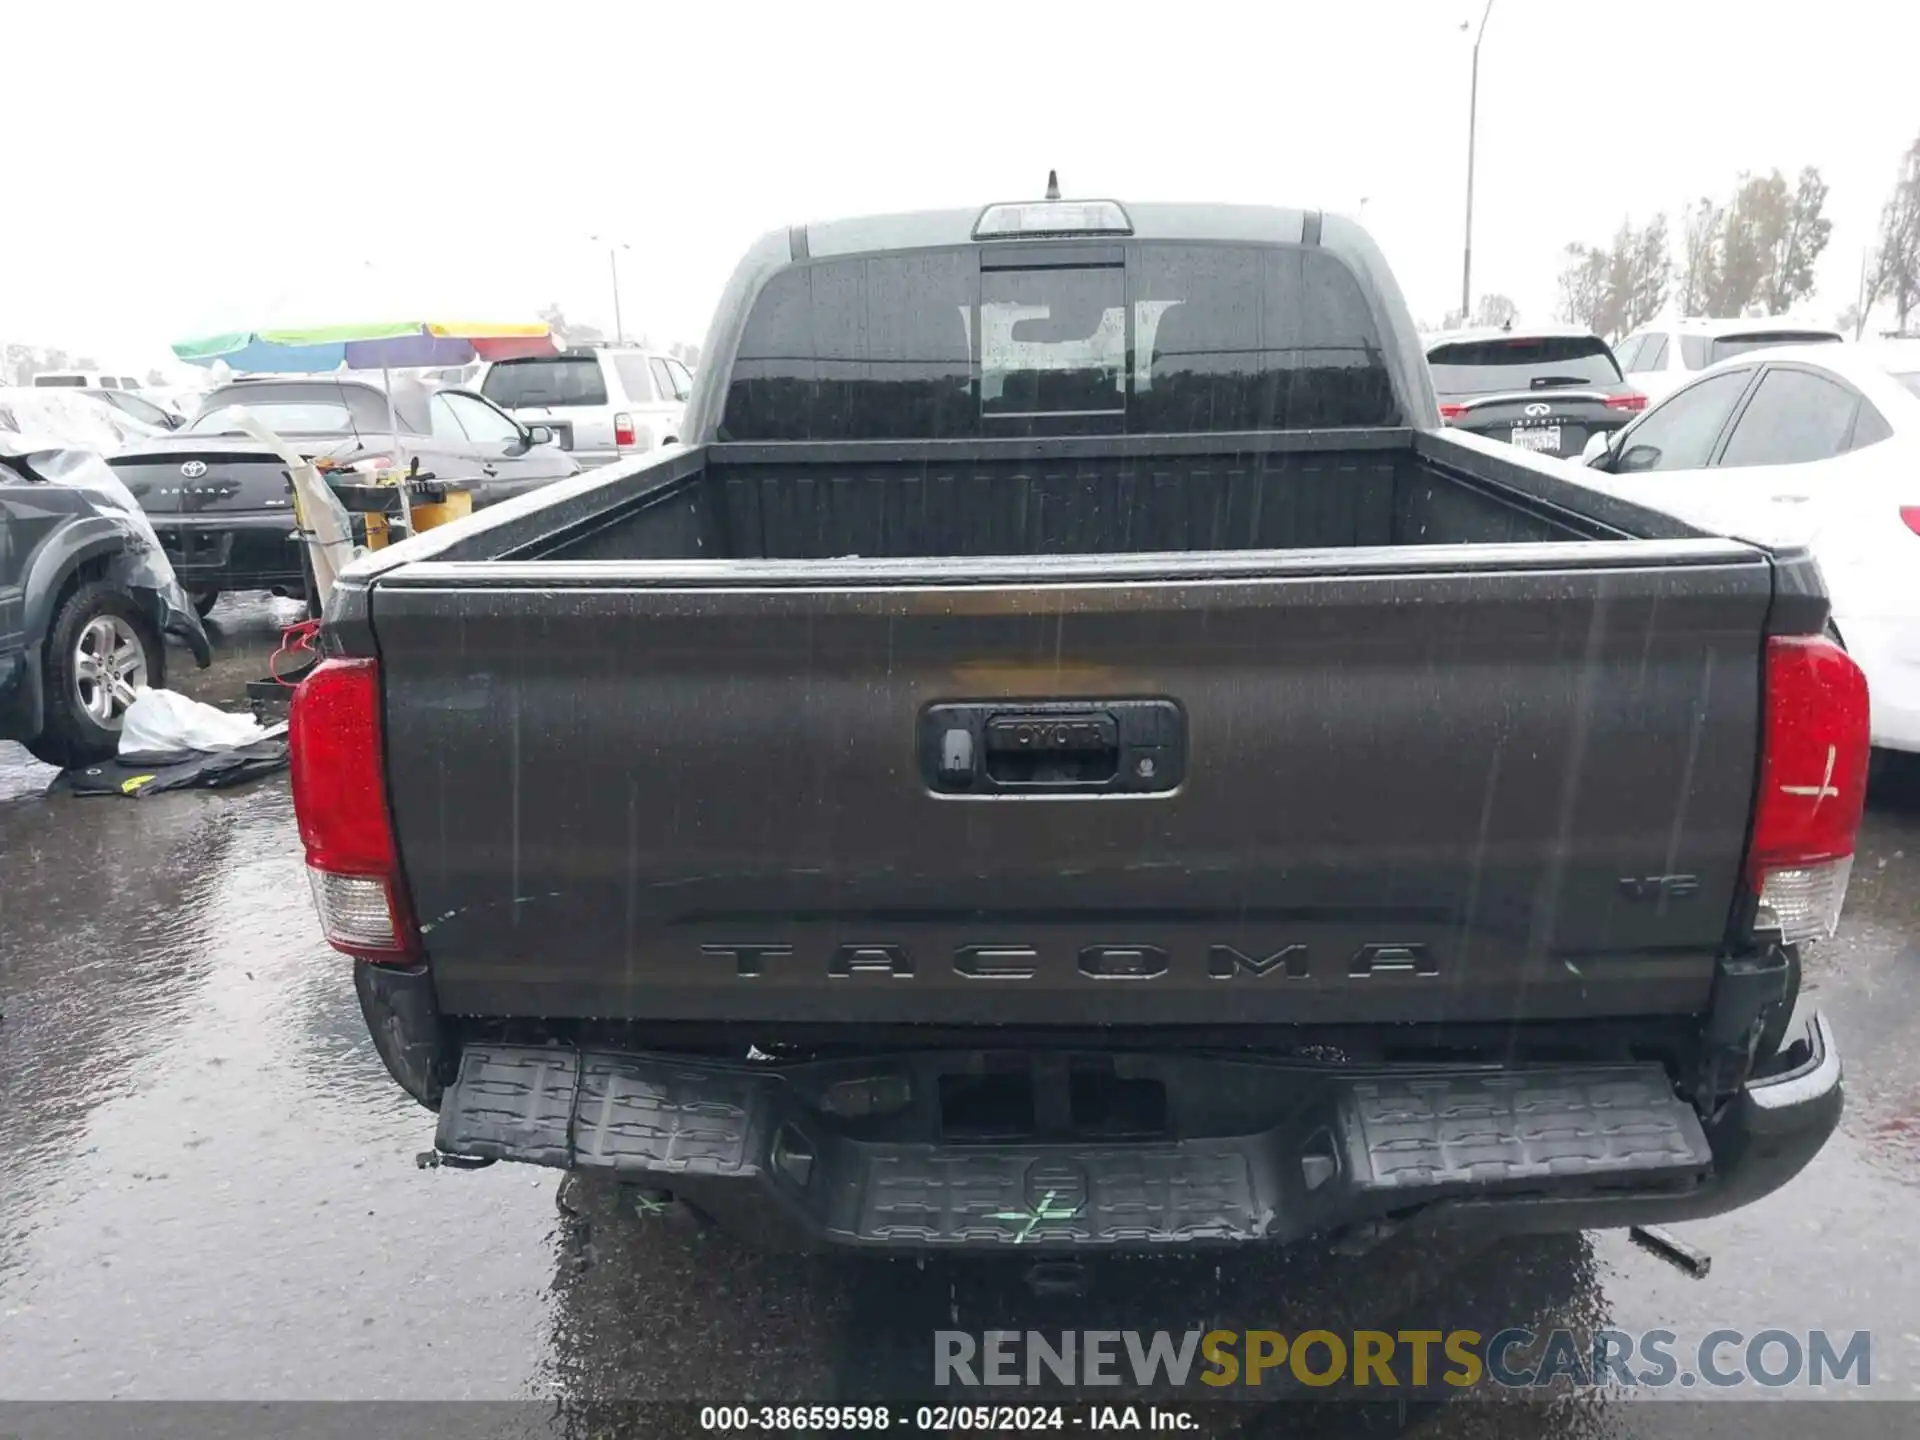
[2, 439, 212, 766]
[1425, 325, 1644, 459]
[0, 387, 166, 452]
[79, 386, 186, 431]
[32, 370, 195, 426]
[420, 362, 482, 389]
[1583, 341, 1920, 753]
[143, 386, 208, 422]
[32, 370, 145, 391]
[108, 375, 580, 615]
[1613, 319, 1844, 402]
[476, 344, 691, 467]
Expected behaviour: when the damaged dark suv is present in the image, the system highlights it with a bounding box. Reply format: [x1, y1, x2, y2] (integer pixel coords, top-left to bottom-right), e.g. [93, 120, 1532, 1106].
[1, 440, 211, 767]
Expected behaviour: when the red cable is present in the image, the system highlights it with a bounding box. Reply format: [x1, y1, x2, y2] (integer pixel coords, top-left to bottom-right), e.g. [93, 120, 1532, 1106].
[270, 619, 324, 687]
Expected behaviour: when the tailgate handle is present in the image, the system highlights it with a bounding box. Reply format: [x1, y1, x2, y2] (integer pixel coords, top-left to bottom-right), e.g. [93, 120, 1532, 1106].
[922, 699, 1185, 796]
[983, 713, 1119, 786]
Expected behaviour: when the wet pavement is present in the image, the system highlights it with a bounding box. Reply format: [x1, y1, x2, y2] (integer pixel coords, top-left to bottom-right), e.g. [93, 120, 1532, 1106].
[2, 593, 1918, 1432]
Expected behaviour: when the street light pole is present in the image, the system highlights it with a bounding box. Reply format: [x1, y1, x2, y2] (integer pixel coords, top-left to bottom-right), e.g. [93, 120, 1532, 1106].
[1854, 245, 1872, 339]
[589, 235, 629, 343]
[1461, 0, 1495, 322]
[608, 248, 624, 344]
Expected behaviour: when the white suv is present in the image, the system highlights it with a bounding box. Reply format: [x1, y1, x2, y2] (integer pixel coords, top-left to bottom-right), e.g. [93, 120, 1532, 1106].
[32, 370, 145, 391]
[476, 346, 691, 468]
[1613, 319, 1843, 402]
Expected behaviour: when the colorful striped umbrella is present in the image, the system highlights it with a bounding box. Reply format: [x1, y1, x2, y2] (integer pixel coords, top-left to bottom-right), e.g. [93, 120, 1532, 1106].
[172, 320, 558, 374]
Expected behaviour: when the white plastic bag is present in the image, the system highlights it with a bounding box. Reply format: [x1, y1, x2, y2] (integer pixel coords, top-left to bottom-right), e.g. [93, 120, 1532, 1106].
[120, 688, 266, 755]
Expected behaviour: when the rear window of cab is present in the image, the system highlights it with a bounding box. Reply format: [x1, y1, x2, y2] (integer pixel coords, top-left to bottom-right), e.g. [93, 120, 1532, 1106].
[719, 242, 1399, 440]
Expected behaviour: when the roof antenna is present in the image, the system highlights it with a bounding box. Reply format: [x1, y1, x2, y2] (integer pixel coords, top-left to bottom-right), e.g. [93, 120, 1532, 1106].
[1044, 170, 1061, 201]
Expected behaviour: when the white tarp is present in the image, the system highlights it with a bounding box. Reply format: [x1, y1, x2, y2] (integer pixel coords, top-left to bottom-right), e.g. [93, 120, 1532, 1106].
[119, 689, 269, 755]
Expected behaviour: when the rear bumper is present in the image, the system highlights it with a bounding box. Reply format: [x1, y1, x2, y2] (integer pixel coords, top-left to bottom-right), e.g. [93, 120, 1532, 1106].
[147, 511, 303, 591]
[1444, 412, 1628, 460]
[401, 989, 1840, 1253]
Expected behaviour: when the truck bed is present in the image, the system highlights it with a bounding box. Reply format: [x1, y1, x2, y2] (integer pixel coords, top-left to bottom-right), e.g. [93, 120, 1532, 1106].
[503, 428, 1687, 564]
[338, 428, 1778, 1036]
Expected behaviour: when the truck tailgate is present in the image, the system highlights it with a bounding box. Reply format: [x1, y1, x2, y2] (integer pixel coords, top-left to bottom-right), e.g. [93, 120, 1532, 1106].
[371, 542, 1771, 1027]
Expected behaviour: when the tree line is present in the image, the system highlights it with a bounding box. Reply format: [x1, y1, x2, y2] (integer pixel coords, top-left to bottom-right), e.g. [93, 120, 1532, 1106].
[1853, 134, 1920, 336]
[1545, 134, 1920, 342]
[1554, 168, 1831, 340]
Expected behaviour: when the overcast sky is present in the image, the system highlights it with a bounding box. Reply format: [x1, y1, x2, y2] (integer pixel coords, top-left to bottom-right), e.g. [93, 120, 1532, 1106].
[6, 0, 1915, 376]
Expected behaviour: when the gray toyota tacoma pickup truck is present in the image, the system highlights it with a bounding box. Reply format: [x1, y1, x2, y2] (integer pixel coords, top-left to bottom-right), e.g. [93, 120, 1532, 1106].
[292, 196, 1862, 1253]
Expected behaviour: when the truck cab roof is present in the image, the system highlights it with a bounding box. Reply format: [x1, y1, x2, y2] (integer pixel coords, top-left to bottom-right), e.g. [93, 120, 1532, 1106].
[793, 199, 1324, 257]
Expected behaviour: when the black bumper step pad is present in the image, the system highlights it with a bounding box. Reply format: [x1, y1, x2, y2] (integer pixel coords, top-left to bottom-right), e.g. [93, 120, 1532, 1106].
[436, 1046, 1711, 1249]
[1341, 1072, 1711, 1190]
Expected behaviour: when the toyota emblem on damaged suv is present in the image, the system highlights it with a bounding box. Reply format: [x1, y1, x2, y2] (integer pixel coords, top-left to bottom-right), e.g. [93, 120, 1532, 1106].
[180, 461, 208, 478]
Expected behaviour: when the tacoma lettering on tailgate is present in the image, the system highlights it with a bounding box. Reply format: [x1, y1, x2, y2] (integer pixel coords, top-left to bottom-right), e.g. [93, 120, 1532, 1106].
[697, 942, 1440, 980]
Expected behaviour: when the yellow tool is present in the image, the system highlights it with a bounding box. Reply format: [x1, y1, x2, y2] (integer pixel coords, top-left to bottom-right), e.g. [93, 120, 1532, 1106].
[328, 463, 472, 551]
[408, 489, 473, 532]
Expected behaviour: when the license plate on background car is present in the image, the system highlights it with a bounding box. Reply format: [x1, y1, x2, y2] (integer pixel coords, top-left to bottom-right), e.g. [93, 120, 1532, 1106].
[1512, 426, 1561, 453]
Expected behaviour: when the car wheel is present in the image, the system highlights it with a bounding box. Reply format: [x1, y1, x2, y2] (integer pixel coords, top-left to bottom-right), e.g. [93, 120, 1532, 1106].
[24, 582, 165, 769]
[191, 588, 221, 618]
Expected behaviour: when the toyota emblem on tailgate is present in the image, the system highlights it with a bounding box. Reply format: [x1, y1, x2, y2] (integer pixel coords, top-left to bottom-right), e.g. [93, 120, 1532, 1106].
[1524, 403, 1551, 417]
[180, 461, 208, 478]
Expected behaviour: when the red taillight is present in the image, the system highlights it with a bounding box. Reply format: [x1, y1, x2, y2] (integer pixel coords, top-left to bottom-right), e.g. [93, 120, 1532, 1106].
[1900, 506, 1920, 536]
[289, 657, 419, 961]
[1605, 392, 1648, 413]
[613, 412, 636, 447]
[1438, 403, 1467, 421]
[1746, 634, 1871, 945]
